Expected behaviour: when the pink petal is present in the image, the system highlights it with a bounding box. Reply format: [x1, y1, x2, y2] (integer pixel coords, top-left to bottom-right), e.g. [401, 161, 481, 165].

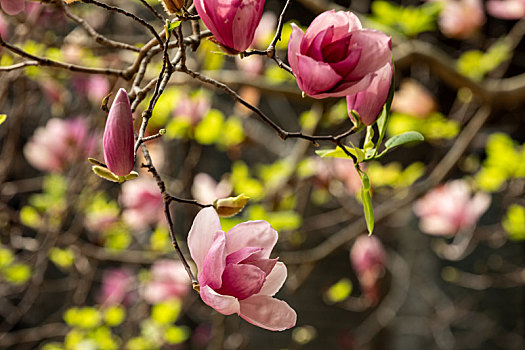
[321, 32, 352, 63]
[346, 63, 393, 125]
[311, 73, 372, 99]
[199, 231, 227, 289]
[225, 221, 278, 259]
[216, 263, 266, 300]
[296, 54, 341, 97]
[188, 207, 222, 272]
[345, 29, 391, 81]
[287, 24, 304, 74]
[231, 0, 265, 52]
[200, 285, 240, 315]
[226, 247, 263, 265]
[247, 258, 278, 276]
[258, 262, 287, 296]
[1, 0, 24, 15]
[487, 0, 525, 20]
[303, 10, 362, 49]
[239, 295, 297, 331]
[303, 26, 334, 61]
[328, 44, 361, 76]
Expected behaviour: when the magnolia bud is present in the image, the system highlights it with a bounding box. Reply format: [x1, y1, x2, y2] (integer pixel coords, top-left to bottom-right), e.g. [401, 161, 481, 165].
[213, 194, 249, 217]
[103, 88, 135, 177]
[160, 0, 185, 15]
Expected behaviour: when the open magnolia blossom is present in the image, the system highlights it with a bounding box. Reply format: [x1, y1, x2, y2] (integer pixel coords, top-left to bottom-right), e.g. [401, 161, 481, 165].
[188, 207, 296, 331]
[288, 10, 391, 99]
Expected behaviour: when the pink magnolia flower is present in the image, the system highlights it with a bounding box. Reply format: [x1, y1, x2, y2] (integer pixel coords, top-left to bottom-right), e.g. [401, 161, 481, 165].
[287, 10, 391, 99]
[188, 207, 296, 331]
[120, 178, 164, 231]
[173, 92, 211, 126]
[391, 79, 437, 118]
[73, 75, 110, 104]
[1, 0, 24, 15]
[350, 235, 386, 305]
[99, 268, 135, 305]
[346, 63, 393, 126]
[487, 0, 525, 19]
[438, 0, 485, 39]
[191, 173, 232, 204]
[194, 0, 266, 54]
[413, 179, 491, 236]
[103, 88, 135, 177]
[142, 259, 190, 304]
[24, 117, 98, 172]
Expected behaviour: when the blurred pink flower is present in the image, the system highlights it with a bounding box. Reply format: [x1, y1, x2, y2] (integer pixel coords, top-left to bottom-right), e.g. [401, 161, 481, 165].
[0, 13, 8, 39]
[311, 157, 363, 195]
[487, 0, 525, 19]
[24, 117, 98, 172]
[194, 0, 266, 54]
[235, 55, 264, 77]
[391, 79, 437, 118]
[438, 0, 485, 39]
[73, 75, 110, 104]
[142, 259, 190, 304]
[191, 173, 232, 204]
[120, 178, 164, 231]
[1, 0, 24, 15]
[288, 10, 391, 99]
[347, 63, 393, 126]
[173, 92, 211, 126]
[413, 179, 491, 236]
[99, 268, 135, 305]
[350, 235, 386, 304]
[103, 88, 135, 177]
[253, 11, 276, 49]
[188, 207, 296, 331]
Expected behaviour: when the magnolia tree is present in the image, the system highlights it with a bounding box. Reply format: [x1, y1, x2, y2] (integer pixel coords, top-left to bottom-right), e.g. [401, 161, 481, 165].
[0, 0, 524, 349]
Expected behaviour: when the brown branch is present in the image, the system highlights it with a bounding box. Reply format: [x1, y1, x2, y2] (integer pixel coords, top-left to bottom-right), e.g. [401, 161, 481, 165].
[0, 37, 126, 78]
[57, 0, 140, 52]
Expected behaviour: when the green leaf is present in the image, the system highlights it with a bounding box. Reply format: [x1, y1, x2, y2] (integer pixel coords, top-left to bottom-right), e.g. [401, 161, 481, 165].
[104, 305, 126, 327]
[315, 145, 361, 161]
[359, 171, 374, 235]
[2, 263, 31, 284]
[49, 247, 75, 269]
[164, 326, 190, 344]
[0, 114, 6, 125]
[384, 131, 424, 150]
[325, 278, 353, 304]
[166, 20, 181, 34]
[194, 109, 224, 145]
[503, 204, 525, 241]
[151, 300, 181, 325]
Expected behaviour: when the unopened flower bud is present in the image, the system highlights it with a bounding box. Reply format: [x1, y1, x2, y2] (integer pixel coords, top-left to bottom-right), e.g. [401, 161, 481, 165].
[160, 0, 185, 15]
[213, 194, 249, 217]
[103, 88, 135, 177]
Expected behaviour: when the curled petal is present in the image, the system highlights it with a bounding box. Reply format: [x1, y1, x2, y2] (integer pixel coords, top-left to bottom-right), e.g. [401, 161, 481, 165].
[225, 221, 278, 260]
[216, 263, 266, 300]
[200, 285, 240, 315]
[226, 247, 263, 265]
[345, 30, 391, 81]
[188, 207, 222, 272]
[295, 54, 341, 97]
[303, 10, 362, 48]
[287, 24, 304, 74]
[199, 231, 227, 289]
[239, 295, 297, 331]
[258, 262, 287, 297]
